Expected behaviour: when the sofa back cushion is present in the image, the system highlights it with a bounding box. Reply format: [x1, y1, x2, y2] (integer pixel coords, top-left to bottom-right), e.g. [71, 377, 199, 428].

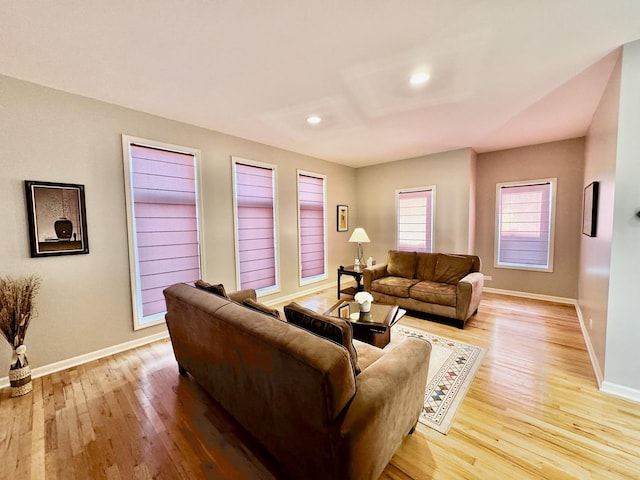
[194, 279, 228, 298]
[433, 254, 475, 285]
[243, 298, 282, 320]
[284, 302, 360, 374]
[387, 250, 417, 279]
[415, 253, 439, 281]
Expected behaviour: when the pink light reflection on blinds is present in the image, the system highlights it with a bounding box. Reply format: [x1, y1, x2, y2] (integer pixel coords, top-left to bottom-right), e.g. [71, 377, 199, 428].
[298, 174, 325, 279]
[235, 163, 276, 290]
[397, 189, 432, 252]
[498, 182, 551, 267]
[131, 145, 200, 317]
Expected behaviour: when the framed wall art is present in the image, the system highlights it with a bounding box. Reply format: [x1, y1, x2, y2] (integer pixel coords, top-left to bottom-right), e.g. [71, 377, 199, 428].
[338, 303, 350, 319]
[337, 205, 348, 232]
[25, 180, 90, 257]
[582, 181, 599, 237]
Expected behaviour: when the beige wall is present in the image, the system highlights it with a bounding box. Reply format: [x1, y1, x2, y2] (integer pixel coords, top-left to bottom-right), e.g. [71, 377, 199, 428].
[580, 52, 621, 378]
[354, 149, 475, 264]
[476, 139, 585, 299]
[0, 75, 356, 369]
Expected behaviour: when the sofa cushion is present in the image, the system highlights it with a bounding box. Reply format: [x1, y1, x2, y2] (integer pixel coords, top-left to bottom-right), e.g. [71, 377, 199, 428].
[433, 254, 474, 285]
[387, 250, 417, 279]
[194, 280, 229, 298]
[353, 339, 385, 370]
[415, 253, 438, 281]
[243, 298, 282, 320]
[409, 280, 457, 307]
[370, 276, 419, 298]
[283, 302, 360, 374]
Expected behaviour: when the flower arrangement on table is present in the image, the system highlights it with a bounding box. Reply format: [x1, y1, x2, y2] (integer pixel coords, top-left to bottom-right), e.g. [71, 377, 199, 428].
[0, 275, 41, 397]
[354, 291, 374, 313]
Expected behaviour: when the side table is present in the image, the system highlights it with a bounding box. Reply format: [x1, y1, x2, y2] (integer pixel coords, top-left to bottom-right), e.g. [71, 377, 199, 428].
[337, 265, 364, 299]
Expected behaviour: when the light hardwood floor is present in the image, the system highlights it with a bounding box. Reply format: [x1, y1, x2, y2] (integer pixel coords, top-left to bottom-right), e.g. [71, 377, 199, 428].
[1, 290, 639, 479]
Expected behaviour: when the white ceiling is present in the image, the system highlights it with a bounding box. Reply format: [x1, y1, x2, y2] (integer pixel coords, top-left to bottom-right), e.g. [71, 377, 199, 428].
[2, 1, 640, 167]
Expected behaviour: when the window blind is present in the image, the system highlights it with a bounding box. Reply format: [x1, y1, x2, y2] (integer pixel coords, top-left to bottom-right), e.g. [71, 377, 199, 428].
[130, 145, 200, 319]
[497, 182, 551, 268]
[397, 189, 433, 252]
[298, 173, 325, 280]
[234, 163, 277, 291]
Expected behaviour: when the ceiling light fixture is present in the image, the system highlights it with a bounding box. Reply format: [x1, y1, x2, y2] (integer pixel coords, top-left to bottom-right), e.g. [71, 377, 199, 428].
[306, 115, 322, 125]
[410, 72, 431, 86]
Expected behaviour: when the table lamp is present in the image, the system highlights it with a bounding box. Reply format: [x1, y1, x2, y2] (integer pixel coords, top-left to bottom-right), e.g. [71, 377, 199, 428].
[349, 227, 370, 266]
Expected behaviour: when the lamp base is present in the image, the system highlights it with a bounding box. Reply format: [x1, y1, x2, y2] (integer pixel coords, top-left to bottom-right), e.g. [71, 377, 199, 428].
[356, 243, 364, 266]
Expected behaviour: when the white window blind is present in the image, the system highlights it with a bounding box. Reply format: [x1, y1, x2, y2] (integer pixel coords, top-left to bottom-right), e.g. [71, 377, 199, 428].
[397, 188, 433, 252]
[298, 172, 326, 282]
[125, 141, 201, 328]
[233, 161, 277, 292]
[496, 180, 555, 270]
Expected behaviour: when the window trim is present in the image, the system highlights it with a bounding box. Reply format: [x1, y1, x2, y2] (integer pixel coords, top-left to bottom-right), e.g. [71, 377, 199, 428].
[231, 157, 280, 295]
[297, 169, 328, 286]
[395, 186, 436, 253]
[122, 135, 204, 330]
[494, 178, 557, 273]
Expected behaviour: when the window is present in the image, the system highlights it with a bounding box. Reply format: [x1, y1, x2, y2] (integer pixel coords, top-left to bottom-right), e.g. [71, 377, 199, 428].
[396, 187, 435, 252]
[122, 136, 202, 329]
[495, 178, 556, 272]
[297, 171, 327, 284]
[232, 158, 278, 293]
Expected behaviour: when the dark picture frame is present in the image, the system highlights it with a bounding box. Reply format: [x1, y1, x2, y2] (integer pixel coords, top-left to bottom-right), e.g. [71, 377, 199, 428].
[25, 180, 90, 257]
[582, 181, 599, 237]
[338, 303, 350, 319]
[337, 204, 349, 232]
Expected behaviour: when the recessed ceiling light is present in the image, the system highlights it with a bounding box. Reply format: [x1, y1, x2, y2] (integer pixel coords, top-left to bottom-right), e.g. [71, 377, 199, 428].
[410, 72, 431, 86]
[306, 115, 322, 125]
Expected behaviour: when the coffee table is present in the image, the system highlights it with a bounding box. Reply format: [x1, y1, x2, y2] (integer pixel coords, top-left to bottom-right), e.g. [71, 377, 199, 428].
[324, 300, 405, 348]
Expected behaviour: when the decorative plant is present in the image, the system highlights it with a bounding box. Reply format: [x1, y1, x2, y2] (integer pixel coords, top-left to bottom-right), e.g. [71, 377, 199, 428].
[354, 291, 373, 305]
[0, 275, 41, 395]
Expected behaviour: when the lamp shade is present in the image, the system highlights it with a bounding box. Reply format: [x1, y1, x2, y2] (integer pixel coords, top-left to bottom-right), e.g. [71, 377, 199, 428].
[349, 227, 370, 243]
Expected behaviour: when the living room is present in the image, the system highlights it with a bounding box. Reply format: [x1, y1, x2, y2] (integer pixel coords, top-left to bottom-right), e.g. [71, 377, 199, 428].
[1, 2, 640, 477]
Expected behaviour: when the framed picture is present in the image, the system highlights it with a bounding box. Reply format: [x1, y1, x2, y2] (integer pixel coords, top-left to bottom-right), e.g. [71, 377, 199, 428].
[338, 303, 350, 319]
[582, 181, 599, 237]
[337, 204, 349, 232]
[25, 180, 90, 257]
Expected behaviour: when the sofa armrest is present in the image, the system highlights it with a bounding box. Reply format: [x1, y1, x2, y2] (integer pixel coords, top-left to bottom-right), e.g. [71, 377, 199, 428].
[337, 338, 431, 478]
[227, 289, 257, 303]
[456, 272, 484, 321]
[363, 263, 388, 291]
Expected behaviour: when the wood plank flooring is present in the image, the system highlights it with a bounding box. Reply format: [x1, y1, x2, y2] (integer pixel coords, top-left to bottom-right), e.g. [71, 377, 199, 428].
[1, 290, 639, 479]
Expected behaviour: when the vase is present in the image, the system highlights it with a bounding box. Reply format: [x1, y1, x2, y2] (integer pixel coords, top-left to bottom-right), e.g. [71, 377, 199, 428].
[9, 363, 32, 397]
[359, 300, 371, 313]
[54, 217, 73, 240]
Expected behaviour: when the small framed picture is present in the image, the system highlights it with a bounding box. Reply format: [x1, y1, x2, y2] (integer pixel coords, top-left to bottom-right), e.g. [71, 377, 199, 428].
[25, 180, 90, 257]
[338, 303, 350, 319]
[582, 181, 599, 237]
[337, 205, 348, 232]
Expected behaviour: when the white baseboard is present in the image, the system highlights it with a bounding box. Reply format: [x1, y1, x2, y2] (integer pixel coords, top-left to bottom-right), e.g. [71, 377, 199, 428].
[260, 281, 339, 306]
[574, 303, 604, 387]
[601, 381, 640, 403]
[483, 287, 577, 305]
[0, 331, 170, 389]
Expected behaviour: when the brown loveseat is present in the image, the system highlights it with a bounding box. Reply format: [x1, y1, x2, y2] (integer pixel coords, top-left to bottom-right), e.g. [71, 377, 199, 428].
[363, 250, 484, 328]
[163, 283, 432, 480]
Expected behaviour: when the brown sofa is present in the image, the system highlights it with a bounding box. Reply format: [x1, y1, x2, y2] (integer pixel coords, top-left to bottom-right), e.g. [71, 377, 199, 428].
[363, 250, 484, 328]
[163, 283, 432, 480]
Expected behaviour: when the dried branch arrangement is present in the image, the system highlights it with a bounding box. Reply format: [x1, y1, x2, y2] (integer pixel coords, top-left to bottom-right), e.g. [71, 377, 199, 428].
[0, 275, 41, 369]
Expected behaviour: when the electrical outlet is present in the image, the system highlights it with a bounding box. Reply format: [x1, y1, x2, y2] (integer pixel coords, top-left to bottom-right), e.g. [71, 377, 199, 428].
[589, 318, 593, 329]
[484, 275, 492, 281]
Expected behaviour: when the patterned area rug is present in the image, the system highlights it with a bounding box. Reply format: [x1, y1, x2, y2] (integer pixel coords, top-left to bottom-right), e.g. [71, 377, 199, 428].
[390, 325, 486, 434]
